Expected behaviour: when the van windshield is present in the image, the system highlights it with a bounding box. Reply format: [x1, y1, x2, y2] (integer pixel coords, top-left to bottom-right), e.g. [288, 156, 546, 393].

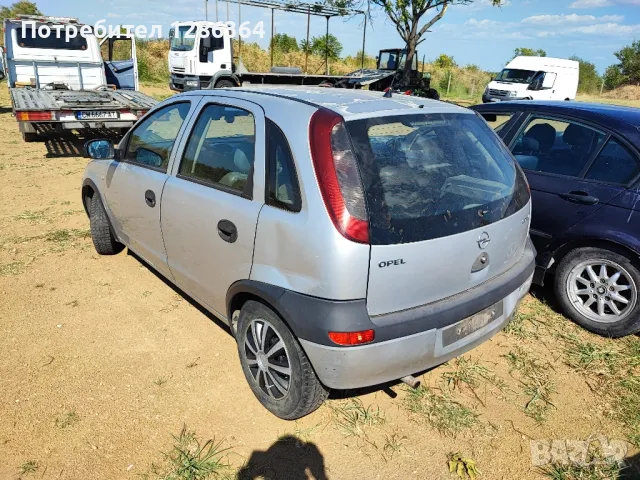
[170, 26, 196, 52]
[495, 68, 537, 84]
[346, 113, 530, 245]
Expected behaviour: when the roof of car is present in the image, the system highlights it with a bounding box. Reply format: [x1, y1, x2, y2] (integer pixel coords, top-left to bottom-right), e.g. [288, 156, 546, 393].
[194, 86, 469, 118]
[475, 100, 640, 128]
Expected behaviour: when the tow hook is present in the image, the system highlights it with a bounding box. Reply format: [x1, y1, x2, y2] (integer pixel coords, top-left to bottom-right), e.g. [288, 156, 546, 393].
[401, 375, 421, 389]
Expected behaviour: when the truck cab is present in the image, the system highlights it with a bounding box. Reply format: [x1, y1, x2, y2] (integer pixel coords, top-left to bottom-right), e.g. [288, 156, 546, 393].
[483, 56, 579, 103]
[377, 48, 418, 71]
[168, 21, 233, 91]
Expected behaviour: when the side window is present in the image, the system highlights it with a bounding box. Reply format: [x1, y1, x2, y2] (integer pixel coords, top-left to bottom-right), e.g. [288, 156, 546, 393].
[125, 102, 191, 171]
[585, 138, 640, 184]
[179, 103, 255, 197]
[511, 116, 606, 177]
[266, 119, 301, 212]
[480, 113, 513, 133]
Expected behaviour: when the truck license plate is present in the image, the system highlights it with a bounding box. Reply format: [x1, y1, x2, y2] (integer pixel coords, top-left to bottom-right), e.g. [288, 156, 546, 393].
[76, 111, 119, 120]
[442, 302, 504, 347]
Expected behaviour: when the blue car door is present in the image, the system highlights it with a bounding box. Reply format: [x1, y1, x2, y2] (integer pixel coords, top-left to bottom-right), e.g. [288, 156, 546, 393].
[100, 35, 139, 90]
[508, 114, 624, 252]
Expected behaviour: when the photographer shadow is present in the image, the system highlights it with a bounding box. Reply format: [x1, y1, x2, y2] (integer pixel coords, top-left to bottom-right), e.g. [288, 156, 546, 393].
[237, 435, 327, 480]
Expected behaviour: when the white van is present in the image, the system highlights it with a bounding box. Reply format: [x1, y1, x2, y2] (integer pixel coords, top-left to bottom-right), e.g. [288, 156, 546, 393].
[483, 56, 579, 103]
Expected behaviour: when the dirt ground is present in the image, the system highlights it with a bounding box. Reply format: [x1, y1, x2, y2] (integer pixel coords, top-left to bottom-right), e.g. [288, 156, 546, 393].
[1, 84, 640, 480]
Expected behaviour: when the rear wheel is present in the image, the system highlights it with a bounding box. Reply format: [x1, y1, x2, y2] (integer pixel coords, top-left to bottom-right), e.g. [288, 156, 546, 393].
[554, 247, 640, 337]
[89, 194, 124, 255]
[215, 79, 235, 89]
[22, 132, 38, 142]
[236, 301, 328, 419]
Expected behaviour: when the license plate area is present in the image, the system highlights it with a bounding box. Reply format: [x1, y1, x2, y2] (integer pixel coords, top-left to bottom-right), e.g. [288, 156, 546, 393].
[76, 111, 119, 120]
[442, 302, 504, 347]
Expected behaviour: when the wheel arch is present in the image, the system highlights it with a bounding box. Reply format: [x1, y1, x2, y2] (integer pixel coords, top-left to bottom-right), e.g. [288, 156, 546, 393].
[226, 280, 290, 329]
[552, 237, 640, 272]
[81, 178, 99, 217]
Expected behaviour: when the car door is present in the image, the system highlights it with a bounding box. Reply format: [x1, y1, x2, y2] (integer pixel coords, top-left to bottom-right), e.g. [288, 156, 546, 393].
[100, 34, 139, 90]
[161, 97, 265, 317]
[104, 100, 196, 278]
[507, 114, 624, 252]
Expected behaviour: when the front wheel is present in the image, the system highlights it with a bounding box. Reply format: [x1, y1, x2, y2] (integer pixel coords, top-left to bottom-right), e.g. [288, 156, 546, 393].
[236, 301, 328, 420]
[215, 79, 236, 89]
[554, 247, 640, 337]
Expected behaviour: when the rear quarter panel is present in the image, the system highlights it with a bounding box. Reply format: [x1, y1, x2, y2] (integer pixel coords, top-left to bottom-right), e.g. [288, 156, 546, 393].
[554, 187, 640, 260]
[250, 98, 370, 301]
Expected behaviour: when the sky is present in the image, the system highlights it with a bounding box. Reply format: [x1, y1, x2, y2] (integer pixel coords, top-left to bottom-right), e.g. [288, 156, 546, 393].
[33, 0, 640, 73]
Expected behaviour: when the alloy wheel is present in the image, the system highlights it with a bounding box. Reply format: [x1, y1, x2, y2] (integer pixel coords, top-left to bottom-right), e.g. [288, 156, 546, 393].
[243, 319, 291, 399]
[567, 259, 638, 324]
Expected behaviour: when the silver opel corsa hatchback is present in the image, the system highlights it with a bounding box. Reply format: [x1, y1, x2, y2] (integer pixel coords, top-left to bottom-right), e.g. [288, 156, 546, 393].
[82, 87, 535, 419]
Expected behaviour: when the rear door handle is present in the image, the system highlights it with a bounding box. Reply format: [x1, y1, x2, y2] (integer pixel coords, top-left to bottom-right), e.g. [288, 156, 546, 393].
[217, 219, 238, 243]
[145, 189, 156, 208]
[559, 191, 599, 205]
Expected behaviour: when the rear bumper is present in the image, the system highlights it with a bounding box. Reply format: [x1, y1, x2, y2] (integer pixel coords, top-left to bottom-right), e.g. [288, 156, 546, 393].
[302, 274, 531, 389]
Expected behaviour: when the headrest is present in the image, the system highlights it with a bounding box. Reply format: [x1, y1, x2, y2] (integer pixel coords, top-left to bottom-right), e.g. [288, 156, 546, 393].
[524, 123, 556, 153]
[234, 149, 251, 173]
[563, 123, 592, 146]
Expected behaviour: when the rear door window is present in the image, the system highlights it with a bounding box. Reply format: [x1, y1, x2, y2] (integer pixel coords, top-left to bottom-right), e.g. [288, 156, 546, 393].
[178, 104, 255, 197]
[346, 112, 530, 245]
[511, 116, 606, 176]
[585, 138, 640, 185]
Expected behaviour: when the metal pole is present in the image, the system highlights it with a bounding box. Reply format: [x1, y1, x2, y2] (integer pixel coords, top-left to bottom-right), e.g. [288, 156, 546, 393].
[226, 0, 229, 21]
[600, 78, 605, 96]
[270, 8, 274, 68]
[216, 0, 219, 21]
[205, 0, 208, 21]
[325, 16, 329, 75]
[238, 0, 242, 56]
[360, 14, 366, 71]
[304, 11, 310, 74]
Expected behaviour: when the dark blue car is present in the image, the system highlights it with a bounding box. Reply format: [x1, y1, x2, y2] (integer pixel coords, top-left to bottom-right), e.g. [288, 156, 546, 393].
[471, 101, 640, 337]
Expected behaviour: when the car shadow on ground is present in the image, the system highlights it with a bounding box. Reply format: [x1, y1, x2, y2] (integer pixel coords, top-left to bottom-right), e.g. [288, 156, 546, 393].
[237, 435, 327, 480]
[36, 127, 123, 158]
[126, 250, 234, 337]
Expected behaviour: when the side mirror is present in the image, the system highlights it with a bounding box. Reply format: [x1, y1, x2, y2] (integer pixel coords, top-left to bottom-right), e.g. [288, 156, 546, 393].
[84, 139, 115, 159]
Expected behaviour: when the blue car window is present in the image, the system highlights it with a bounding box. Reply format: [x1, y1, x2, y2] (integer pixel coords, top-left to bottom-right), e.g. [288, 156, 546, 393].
[512, 117, 606, 178]
[585, 138, 640, 185]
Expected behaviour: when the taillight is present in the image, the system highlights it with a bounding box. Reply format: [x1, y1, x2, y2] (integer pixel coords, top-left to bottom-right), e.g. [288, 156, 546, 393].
[329, 330, 375, 346]
[309, 109, 369, 244]
[15, 111, 54, 121]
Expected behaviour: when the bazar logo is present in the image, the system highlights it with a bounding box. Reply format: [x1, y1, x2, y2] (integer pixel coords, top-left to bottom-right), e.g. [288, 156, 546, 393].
[531, 435, 628, 466]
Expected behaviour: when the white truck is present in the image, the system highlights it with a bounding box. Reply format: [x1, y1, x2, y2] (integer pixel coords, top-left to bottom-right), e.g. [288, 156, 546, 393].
[483, 56, 579, 103]
[167, 21, 439, 98]
[3, 15, 157, 142]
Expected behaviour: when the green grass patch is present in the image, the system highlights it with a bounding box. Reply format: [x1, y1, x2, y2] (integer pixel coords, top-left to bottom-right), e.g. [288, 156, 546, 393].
[403, 386, 478, 436]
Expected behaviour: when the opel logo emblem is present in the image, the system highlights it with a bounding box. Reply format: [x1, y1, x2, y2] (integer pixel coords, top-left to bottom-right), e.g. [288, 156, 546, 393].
[478, 232, 491, 250]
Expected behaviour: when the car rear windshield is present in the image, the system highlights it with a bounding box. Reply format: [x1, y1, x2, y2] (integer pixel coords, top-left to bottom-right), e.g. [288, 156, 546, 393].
[346, 112, 530, 245]
[17, 25, 88, 50]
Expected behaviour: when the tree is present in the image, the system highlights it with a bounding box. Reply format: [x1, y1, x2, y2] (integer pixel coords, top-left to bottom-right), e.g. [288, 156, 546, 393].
[307, 34, 342, 60]
[569, 55, 601, 94]
[270, 33, 298, 54]
[607, 40, 640, 87]
[1, 0, 41, 45]
[512, 48, 547, 59]
[604, 65, 625, 91]
[331, 0, 503, 82]
[434, 53, 456, 69]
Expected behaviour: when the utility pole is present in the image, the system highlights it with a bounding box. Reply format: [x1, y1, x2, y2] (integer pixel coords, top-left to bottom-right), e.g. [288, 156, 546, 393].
[205, 0, 208, 21]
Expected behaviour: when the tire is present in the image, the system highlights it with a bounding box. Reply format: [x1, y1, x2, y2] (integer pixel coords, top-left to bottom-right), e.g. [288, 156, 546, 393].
[554, 247, 640, 337]
[215, 79, 235, 89]
[236, 301, 329, 420]
[22, 132, 38, 143]
[89, 194, 124, 255]
[427, 88, 440, 101]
